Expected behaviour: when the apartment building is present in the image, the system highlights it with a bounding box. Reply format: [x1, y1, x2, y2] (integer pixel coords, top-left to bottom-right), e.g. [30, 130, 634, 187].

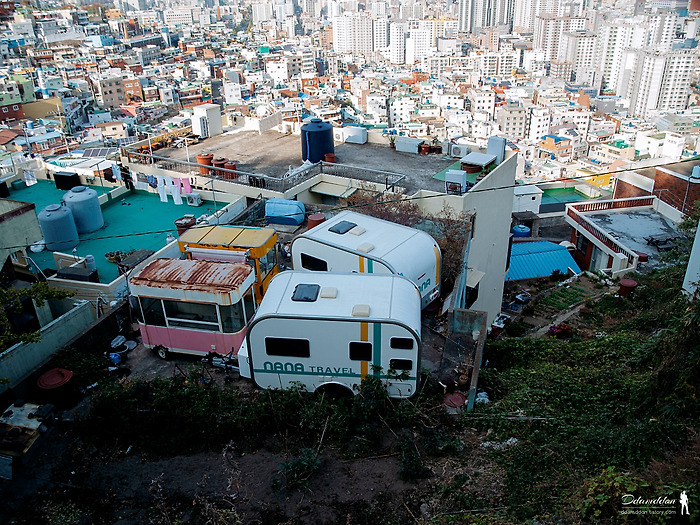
[497, 104, 527, 139]
[467, 88, 495, 119]
[90, 74, 126, 110]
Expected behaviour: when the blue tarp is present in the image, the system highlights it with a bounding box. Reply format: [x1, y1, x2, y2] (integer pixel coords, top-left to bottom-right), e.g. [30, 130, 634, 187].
[506, 241, 581, 281]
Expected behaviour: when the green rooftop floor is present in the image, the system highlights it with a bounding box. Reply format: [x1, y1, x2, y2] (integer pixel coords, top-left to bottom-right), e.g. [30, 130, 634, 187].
[540, 187, 595, 205]
[9, 181, 223, 283]
[8, 179, 110, 214]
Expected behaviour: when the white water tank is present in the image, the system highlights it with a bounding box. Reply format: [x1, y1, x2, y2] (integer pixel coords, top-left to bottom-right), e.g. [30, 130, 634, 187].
[63, 186, 104, 233]
[38, 204, 79, 252]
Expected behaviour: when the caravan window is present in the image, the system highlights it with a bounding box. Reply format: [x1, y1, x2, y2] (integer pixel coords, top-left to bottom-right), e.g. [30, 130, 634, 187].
[140, 297, 165, 326]
[292, 284, 320, 302]
[328, 221, 357, 234]
[389, 359, 413, 371]
[349, 342, 372, 361]
[265, 337, 310, 358]
[300, 253, 328, 271]
[390, 337, 414, 350]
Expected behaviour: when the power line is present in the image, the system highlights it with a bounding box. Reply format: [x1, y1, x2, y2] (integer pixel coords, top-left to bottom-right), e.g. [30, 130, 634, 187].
[0, 154, 696, 253]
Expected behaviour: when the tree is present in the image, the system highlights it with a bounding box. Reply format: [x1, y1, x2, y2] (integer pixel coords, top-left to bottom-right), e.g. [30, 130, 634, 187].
[344, 191, 470, 293]
[0, 282, 73, 352]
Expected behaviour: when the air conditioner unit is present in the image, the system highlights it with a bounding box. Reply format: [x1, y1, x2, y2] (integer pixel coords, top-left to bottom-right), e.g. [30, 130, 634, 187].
[451, 144, 470, 158]
[186, 192, 202, 207]
[333, 130, 345, 143]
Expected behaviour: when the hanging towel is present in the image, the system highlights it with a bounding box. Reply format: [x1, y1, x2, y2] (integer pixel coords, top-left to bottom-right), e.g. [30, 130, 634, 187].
[112, 162, 122, 181]
[167, 177, 183, 205]
[156, 175, 168, 202]
[171, 184, 182, 205]
[181, 177, 193, 194]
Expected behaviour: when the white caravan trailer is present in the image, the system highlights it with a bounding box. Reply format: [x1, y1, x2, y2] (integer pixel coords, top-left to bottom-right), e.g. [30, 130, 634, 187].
[291, 210, 441, 309]
[238, 271, 422, 398]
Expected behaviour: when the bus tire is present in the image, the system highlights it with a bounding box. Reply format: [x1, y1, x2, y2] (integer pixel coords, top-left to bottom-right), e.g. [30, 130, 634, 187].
[155, 345, 170, 360]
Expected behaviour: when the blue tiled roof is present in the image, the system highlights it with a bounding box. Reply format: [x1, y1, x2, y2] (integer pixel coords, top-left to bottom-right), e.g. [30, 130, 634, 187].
[506, 241, 581, 281]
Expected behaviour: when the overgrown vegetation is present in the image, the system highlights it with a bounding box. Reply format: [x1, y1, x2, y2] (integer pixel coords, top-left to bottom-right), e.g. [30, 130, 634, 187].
[345, 191, 471, 292]
[7, 263, 700, 523]
[471, 266, 700, 520]
[80, 374, 446, 460]
[0, 282, 72, 351]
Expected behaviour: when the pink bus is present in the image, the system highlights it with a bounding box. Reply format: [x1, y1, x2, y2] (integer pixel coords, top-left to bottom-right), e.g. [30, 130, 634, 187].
[130, 258, 256, 360]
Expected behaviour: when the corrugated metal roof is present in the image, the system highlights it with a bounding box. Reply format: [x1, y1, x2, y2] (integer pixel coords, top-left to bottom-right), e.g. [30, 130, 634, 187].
[506, 241, 581, 281]
[130, 258, 252, 293]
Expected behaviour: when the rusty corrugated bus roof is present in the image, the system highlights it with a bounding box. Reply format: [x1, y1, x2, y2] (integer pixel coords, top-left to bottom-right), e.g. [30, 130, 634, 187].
[130, 258, 252, 295]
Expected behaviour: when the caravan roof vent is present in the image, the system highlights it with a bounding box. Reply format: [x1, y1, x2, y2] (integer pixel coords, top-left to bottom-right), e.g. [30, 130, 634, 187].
[292, 284, 320, 302]
[349, 226, 366, 236]
[320, 286, 337, 298]
[352, 304, 370, 317]
[329, 220, 357, 234]
[356, 242, 375, 253]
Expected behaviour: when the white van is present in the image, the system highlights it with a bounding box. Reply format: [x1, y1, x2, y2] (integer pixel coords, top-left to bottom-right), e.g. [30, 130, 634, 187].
[238, 271, 422, 398]
[291, 210, 441, 309]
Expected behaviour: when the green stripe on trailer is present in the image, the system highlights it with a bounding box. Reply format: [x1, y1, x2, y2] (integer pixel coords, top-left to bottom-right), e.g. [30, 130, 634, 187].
[253, 368, 416, 380]
[372, 322, 381, 376]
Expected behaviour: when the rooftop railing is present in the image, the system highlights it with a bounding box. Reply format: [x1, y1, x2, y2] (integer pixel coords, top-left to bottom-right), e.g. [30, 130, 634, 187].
[122, 149, 406, 194]
[565, 196, 655, 266]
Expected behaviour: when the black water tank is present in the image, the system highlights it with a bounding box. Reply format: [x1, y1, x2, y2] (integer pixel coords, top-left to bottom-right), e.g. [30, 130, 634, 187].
[301, 118, 334, 163]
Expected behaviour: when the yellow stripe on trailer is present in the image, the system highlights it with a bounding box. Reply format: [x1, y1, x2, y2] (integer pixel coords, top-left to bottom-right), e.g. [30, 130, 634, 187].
[433, 245, 441, 287]
[361, 321, 369, 378]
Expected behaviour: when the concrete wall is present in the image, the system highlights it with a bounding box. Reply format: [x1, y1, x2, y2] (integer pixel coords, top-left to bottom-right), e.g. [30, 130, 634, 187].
[367, 130, 391, 145]
[0, 299, 94, 393]
[0, 200, 42, 263]
[412, 152, 517, 325]
[463, 153, 517, 325]
[48, 241, 183, 310]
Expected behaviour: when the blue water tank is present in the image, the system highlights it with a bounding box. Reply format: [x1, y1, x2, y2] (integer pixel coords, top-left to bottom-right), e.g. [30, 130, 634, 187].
[692, 165, 700, 179]
[63, 186, 104, 233]
[265, 198, 306, 226]
[26, 121, 35, 130]
[38, 204, 79, 251]
[301, 118, 334, 163]
[512, 225, 531, 238]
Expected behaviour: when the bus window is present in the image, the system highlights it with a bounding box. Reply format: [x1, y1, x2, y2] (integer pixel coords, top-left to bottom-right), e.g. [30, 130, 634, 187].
[242, 290, 255, 320]
[140, 297, 166, 326]
[220, 303, 246, 333]
[163, 300, 219, 331]
[258, 246, 277, 279]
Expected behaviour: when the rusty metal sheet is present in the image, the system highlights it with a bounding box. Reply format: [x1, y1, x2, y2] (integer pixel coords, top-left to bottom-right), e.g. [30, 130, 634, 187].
[130, 258, 252, 294]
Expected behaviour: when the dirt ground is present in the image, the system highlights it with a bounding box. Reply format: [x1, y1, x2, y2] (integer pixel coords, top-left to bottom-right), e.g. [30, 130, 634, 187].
[2, 275, 611, 523]
[0, 319, 449, 524]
